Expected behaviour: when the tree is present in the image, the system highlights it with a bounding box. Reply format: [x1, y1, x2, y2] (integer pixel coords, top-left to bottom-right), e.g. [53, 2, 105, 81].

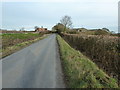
[34, 26, 39, 30]
[102, 28, 110, 32]
[95, 29, 110, 35]
[20, 27, 25, 31]
[60, 15, 72, 32]
[111, 31, 115, 34]
[52, 23, 65, 34]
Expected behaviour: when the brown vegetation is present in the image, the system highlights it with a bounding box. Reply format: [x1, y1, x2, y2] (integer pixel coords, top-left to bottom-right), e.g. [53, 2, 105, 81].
[60, 33, 119, 85]
[2, 33, 43, 49]
[1, 33, 45, 58]
[57, 35, 118, 88]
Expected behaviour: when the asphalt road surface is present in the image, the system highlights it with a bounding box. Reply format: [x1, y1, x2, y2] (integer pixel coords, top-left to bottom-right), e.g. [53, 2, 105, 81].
[2, 34, 65, 88]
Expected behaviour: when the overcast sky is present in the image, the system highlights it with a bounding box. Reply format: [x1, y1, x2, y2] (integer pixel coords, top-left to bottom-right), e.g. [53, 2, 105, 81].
[1, 0, 119, 32]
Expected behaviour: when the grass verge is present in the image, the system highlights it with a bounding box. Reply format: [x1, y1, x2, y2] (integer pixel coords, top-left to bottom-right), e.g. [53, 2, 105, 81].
[57, 35, 118, 88]
[1, 34, 49, 58]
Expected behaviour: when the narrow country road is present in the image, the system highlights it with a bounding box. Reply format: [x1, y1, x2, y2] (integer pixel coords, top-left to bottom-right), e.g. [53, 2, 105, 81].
[2, 34, 65, 88]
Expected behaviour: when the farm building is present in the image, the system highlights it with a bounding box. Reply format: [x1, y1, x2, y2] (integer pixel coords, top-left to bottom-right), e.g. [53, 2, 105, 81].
[35, 27, 47, 32]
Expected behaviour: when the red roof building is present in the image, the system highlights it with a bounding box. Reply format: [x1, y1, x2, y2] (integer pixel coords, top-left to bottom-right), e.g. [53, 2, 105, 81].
[35, 27, 47, 32]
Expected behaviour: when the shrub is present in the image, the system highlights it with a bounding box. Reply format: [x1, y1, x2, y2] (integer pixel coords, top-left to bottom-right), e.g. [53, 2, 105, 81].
[94, 29, 110, 35]
[57, 35, 118, 88]
[66, 30, 79, 34]
[61, 34, 119, 85]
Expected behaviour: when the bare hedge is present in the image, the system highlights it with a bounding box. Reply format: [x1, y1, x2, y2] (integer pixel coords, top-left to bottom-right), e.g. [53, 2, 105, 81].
[61, 34, 119, 85]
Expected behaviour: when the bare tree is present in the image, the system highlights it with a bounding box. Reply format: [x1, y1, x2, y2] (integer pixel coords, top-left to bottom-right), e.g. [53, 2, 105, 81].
[60, 15, 72, 32]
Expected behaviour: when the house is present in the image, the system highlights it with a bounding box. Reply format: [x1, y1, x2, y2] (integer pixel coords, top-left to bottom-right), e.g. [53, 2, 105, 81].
[35, 27, 47, 32]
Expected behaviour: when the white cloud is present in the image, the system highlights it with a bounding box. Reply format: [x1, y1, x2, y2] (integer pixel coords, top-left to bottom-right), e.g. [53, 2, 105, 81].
[2, 0, 119, 32]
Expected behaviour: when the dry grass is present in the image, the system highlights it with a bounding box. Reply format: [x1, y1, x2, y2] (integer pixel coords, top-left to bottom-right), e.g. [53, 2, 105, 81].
[1, 33, 48, 58]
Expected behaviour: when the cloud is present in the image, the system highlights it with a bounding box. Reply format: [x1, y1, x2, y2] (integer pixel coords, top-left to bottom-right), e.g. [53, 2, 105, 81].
[1, 0, 119, 3]
[2, 0, 118, 32]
